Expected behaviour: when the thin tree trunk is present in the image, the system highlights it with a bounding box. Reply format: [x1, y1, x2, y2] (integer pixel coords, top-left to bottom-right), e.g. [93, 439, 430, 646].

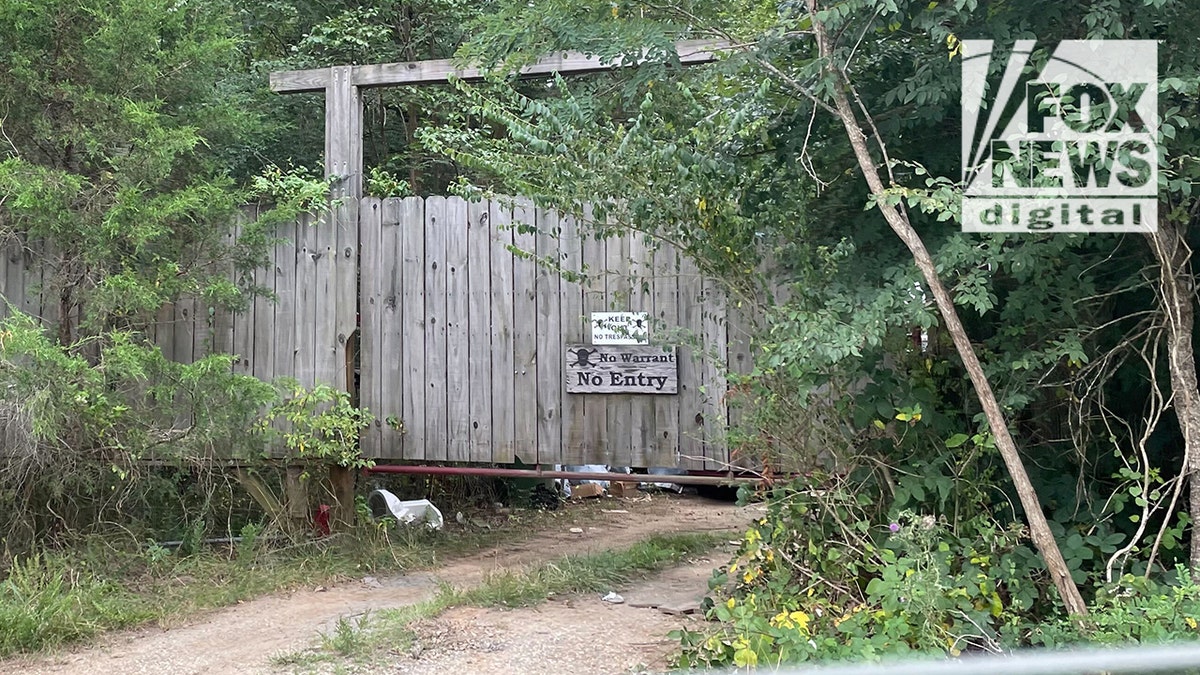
[1144, 218, 1200, 574]
[807, 0, 1089, 616]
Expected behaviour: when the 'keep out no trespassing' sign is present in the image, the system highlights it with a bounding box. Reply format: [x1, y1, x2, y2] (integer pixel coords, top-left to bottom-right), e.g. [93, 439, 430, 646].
[564, 345, 678, 395]
[590, 312, 649, 345]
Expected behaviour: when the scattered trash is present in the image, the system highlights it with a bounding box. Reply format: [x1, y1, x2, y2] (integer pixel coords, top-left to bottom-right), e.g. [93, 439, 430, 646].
[569, 483, 605, 500]
[532, 483, 562, 510]
[566, 464, 612, 487]
[569, 527, 584, 534]
[602, 591, 625, 604]
[602, 509, 630, 514]
[368, 490, 444, 530]
[456, 511, 467, 525]
[647, 467, 686, 493]
[314, 586, 328, 592]
[609, 481, 638, 498]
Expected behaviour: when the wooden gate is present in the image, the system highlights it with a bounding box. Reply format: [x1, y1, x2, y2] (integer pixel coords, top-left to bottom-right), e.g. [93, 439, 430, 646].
[356, 196, 742, 469]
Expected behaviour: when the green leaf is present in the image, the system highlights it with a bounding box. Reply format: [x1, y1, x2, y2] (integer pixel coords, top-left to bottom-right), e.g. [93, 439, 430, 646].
[945, 433, 970, 448]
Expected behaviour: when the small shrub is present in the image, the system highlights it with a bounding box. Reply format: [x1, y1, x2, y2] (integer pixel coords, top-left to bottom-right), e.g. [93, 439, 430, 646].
[320, 612, 371, 656]
[258, 383, 375, 469]
[1028, 568, 1200, 648]
[237, 522, 264, 562]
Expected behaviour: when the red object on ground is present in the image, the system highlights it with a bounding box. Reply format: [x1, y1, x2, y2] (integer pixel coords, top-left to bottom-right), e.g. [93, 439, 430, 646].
[314, 504, 332, 536]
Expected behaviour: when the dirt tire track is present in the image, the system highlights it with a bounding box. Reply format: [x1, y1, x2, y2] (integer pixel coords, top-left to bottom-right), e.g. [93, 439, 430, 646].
[3, 495, 751, 675]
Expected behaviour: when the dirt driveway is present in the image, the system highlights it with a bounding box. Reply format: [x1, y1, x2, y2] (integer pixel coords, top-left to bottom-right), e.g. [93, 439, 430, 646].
[5, 493, 755, 675]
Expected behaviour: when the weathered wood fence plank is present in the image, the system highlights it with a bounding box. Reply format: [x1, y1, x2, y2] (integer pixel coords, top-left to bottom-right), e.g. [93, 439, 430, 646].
[489, 202, 516, 464]
[445, 197, 471, 463]
[359, 197, 383, 458]
[512, 198, 538, 464]
[424, 197, 451, 461]
[378, 198, 404, 457]
[651, 243, 681, 467]
[701, 278, 729, 471]
[604, 228, 632, 466]
[293, 215, 317, 388]
[334, 198, 360, 393]
[559, 213, 587, 466]
[580, 214, 610, 462]
[676, 254, 706, 470]
[251, 207, 276, 386]
[628, 232, 655, 468]
[398, 197, 425, 459]
[273, 219, 298, 386]
[535, 208, 563, 466]
[467, 199, 493, 463]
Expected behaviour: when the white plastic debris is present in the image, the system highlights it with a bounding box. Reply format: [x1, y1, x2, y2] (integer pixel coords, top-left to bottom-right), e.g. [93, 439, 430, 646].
[647, 467, 685, 493]
[566, 464, 611, 487]
[602, 592, 625, 604]
[367, 489, 444, 530]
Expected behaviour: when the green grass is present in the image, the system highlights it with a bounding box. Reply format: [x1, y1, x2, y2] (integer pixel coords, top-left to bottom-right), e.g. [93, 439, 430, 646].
[275, 531, 725, 671]
[0, 553, 150, 654]
[448, 531, 721, 608]
[0, 507, 568, 658]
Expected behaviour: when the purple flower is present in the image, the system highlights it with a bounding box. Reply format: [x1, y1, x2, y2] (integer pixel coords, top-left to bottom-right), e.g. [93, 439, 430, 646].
[888, 522, 901, 533]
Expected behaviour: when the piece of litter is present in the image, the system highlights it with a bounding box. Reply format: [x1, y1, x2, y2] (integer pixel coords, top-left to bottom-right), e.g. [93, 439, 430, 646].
[602, 592, 625, 604]
[601, 509, 629, 514]
[569, 527, 584, 534]
[368, 490, 444, 530]
[314, 586, 327, 593]
[569, 483, 605, 499]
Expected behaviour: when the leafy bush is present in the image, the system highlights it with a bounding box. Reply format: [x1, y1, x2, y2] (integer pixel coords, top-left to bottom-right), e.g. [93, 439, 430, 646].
[1028, 568, 1200, 648]
[676, 475, 1200, 669]
[258, 383, 375, 469]
[674, 475, 1050, 668]
[0, 314, 277, 549]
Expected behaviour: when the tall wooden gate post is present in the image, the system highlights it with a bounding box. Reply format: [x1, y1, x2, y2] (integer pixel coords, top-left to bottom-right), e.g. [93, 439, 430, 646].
[272, 65, 364, 529]
[327, 66, 362, 529]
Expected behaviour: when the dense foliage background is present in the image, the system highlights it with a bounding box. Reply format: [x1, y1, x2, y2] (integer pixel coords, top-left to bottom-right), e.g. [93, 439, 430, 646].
[3, 0, 1200, 664]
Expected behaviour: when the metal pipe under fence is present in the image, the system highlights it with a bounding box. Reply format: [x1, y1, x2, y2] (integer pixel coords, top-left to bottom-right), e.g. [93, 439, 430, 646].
[364, 464, 761, 486]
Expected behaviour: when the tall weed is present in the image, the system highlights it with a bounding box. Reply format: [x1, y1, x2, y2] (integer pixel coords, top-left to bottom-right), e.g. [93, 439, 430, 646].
[0, 553, 146, 655]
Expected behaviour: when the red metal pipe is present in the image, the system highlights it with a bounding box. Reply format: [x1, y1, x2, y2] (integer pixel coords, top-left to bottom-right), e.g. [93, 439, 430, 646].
[364, 463, 759, 486]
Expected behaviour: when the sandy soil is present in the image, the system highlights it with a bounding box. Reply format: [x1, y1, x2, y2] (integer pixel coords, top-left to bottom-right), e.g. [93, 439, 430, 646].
[393, 555, 727, 675]
[3, 493, 754, 675]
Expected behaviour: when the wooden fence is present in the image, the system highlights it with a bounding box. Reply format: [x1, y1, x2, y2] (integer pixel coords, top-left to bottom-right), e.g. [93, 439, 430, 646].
[0, 197, 749, 469]
[357, 197, 747, 469]
[144, 203, 360, 395]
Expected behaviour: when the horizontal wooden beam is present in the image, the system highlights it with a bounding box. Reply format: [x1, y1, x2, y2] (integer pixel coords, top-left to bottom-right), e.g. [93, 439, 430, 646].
[270, 39, 727, 94]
